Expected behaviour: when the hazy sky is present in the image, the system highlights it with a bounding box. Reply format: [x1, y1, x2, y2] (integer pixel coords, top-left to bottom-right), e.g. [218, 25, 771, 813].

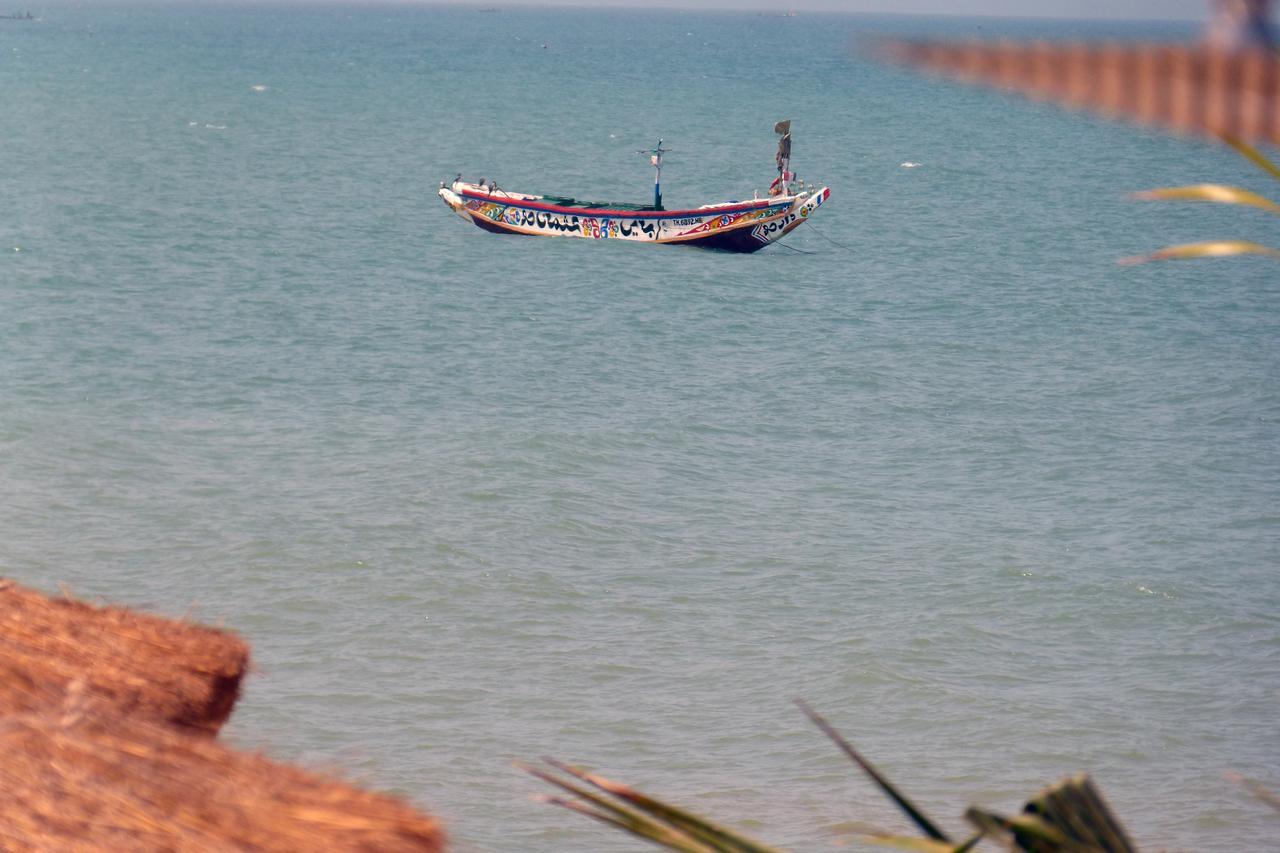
[441, 0, 1217, 21]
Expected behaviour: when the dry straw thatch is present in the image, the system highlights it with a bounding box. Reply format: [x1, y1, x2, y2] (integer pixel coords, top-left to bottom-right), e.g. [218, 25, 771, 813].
[0, 579, 445, 850]
[0, 709, 445, 852]
[0, 578, 249, 734]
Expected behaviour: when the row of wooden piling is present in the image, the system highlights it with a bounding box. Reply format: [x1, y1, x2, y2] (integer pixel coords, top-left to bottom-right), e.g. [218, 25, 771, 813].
[877, 40, 1280, 145]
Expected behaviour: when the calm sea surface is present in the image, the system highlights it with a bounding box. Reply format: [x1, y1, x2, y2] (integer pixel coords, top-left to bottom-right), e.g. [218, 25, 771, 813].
[3, 4, 1278, 850]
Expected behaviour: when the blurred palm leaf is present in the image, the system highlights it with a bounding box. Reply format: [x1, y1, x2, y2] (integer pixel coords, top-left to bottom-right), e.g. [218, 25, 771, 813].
[1223, 133, 1280, 182]
[964, 774, 1137, 853]
[1119, 239, 1280, 264]
[1130, 183, 1280, 213]
[1127, 132, 1280, 263]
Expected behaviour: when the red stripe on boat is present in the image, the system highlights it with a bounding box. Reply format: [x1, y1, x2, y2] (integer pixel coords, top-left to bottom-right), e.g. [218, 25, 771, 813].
[457, 190, 784, 219]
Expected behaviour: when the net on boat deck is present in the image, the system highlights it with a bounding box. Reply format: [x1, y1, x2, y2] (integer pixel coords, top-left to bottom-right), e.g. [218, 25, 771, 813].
[536, 195, 658, 211]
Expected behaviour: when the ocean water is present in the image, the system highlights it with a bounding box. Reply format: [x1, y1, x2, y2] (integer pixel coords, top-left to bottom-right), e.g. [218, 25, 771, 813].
[3, 4, 1278, 851]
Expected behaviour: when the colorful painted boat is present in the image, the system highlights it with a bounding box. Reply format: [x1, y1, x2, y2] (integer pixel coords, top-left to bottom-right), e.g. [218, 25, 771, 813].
[438, 122, 829, 253]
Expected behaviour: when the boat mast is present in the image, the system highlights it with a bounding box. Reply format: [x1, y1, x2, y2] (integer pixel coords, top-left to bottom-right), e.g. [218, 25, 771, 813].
[774, 120, 792, 196]
[650, 139, 665, 210]
[636, 138, 670, 209]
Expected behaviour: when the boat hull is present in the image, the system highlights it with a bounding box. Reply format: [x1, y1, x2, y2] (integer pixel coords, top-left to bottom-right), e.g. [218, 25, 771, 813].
[438, 182, 829, 253]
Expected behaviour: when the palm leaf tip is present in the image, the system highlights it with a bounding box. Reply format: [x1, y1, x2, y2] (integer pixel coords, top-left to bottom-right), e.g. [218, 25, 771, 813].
[601, 785, 784, 852]
[1220, 132, 1280, 183]
[542, 757, 631, 797]
[794, 699, 950, 843]
[527, 758, 785, 853]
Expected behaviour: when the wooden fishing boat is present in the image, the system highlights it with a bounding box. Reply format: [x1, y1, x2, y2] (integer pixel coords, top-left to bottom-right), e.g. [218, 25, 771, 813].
[438, 121, 829, 253]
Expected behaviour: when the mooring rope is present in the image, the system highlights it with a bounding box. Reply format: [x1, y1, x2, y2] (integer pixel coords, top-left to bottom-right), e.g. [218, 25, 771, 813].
[806, 223, 853, 252]
[772, 241, 818, 255]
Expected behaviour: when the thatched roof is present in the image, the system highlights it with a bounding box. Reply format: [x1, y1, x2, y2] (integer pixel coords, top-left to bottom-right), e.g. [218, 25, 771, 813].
[0, 710, 445, 852]
[877, 40, 1280, 146]
[0, 579, 445, 849]
[0, 579, 248, 733]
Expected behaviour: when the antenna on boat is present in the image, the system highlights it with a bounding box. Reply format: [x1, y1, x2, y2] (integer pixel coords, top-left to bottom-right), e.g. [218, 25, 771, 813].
[772, 119, 792, 197]
[637, 139, 668, 211]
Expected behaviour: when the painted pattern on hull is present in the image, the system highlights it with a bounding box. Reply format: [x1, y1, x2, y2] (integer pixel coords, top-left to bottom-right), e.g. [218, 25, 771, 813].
[461, 197, 666, 241]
